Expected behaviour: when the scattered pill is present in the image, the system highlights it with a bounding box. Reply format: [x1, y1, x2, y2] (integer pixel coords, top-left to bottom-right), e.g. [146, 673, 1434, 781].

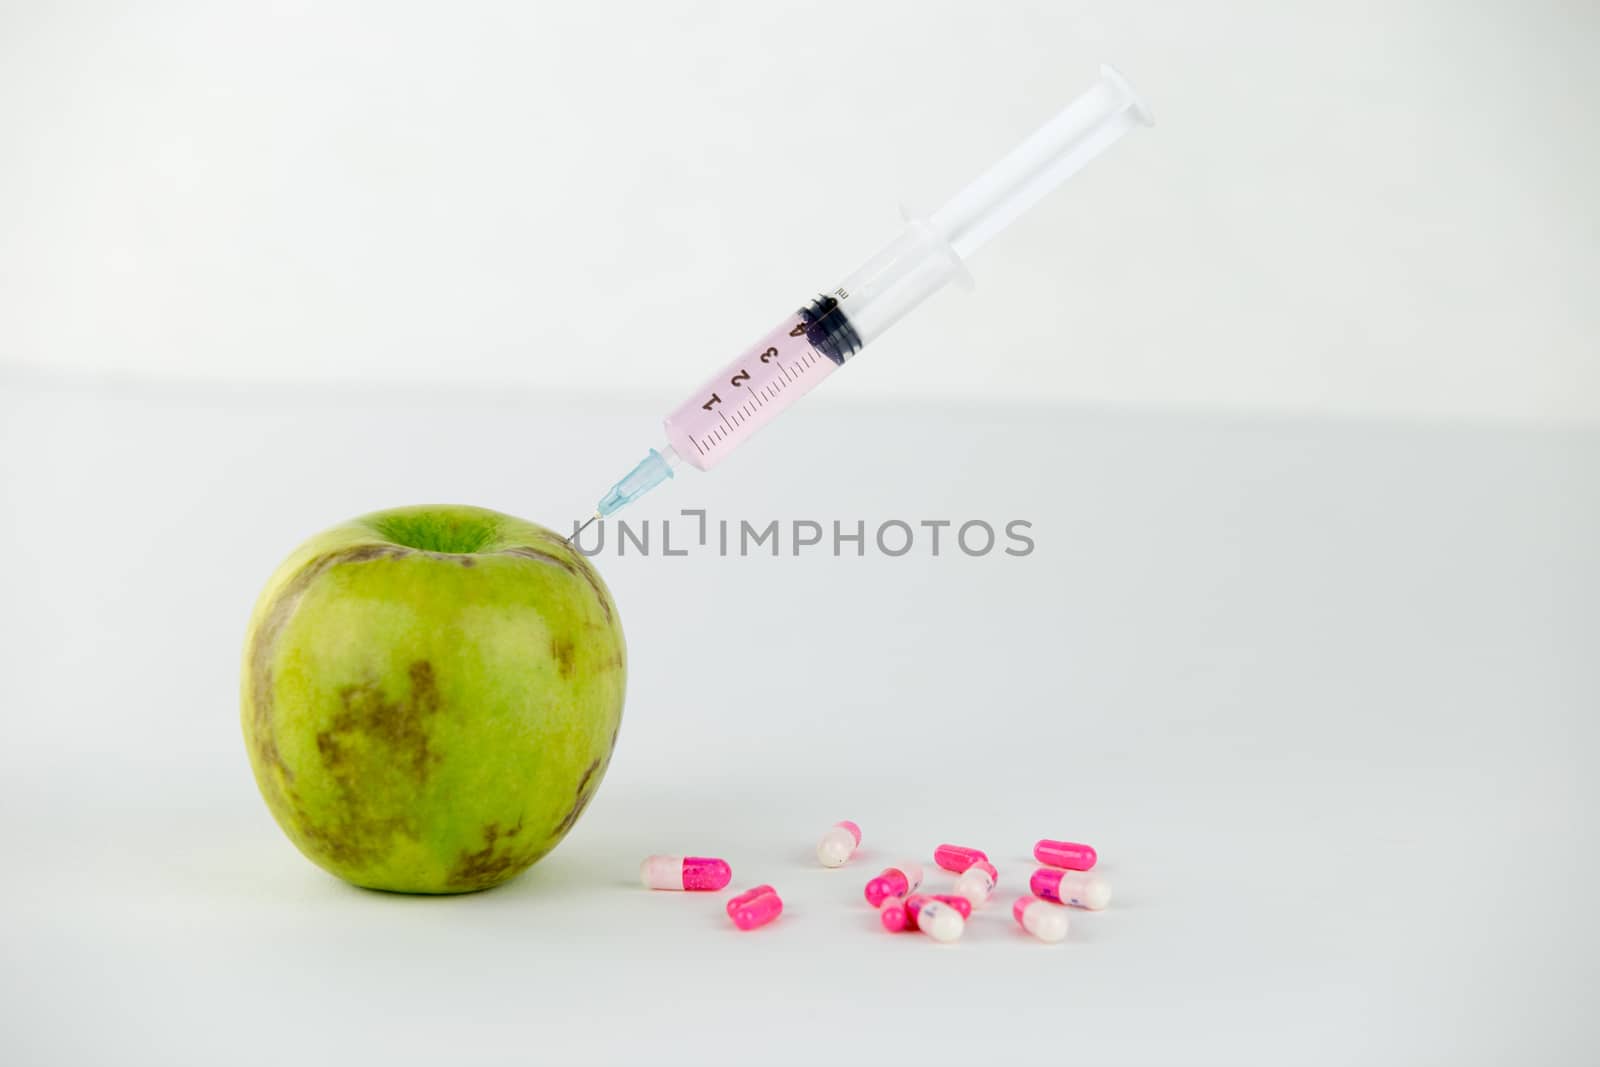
[952, 859, 998, 907]
[726, 885, 776, 917]
[932, 894, 973, 919]
[816, 820, 862, 867]
[864, 862, 924, 908]
[906, 894, 965, 943]
[934, 844, 988, 873]
[880, 895, 910, 932]
[729, 887, 783, 930]
[1033, 839, 1097, 870]
[1030, 867, 1111, 910]
[1013, 895, 1069, 942]
[639, 855, 732, 891]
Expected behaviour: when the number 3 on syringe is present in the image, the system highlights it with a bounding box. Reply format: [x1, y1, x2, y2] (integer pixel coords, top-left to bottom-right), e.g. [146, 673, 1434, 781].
[699, 346, 784, 410]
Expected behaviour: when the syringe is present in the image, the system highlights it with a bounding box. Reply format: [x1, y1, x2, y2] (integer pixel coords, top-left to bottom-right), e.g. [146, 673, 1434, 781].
[573, 66, 1152, 535]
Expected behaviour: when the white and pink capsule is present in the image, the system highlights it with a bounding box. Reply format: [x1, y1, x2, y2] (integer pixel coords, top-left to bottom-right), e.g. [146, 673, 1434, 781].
[864, 863, 924, 908]
[905, 894, 965, 943]
[1013, 896, 1069, 943]
[640, 855, 732, 891]
[816, 820, 861, 867]
[1030, 867, 1111, 910]
[953, 859, 999, 907]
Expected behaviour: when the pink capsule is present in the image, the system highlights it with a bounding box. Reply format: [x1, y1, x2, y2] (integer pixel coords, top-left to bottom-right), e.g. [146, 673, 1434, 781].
[880, 895, 910, 932]
[1030, 867, 1112, 910]
[639, 855, 732, 891]
[864, 862, 924, 907]
[953, 859, 999, 907]
[905, 894, 965, 943]
[932, 894, 973, 919]
[934, 844, 988, 873]
[728, 887, 783, 931]
[1013, 895, 1069, 942]
[816, 820, 862, 867]
[1033, 839, 1097, 871]
[725, 885, 776, 917]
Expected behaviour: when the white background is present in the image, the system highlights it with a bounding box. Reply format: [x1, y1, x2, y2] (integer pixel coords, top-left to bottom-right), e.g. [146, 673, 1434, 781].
[3, 388, 1595, 1064]
[2, 0, 1597, 422]
[2, 2, 1597, 1065]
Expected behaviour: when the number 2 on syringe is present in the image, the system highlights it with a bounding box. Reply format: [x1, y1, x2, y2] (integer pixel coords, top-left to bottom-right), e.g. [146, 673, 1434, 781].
[699, 346, 784, 410]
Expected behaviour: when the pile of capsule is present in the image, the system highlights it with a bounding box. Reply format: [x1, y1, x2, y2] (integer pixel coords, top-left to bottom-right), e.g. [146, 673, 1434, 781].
[639, 820, 1110, 942]
[862, 835, 1106, 944]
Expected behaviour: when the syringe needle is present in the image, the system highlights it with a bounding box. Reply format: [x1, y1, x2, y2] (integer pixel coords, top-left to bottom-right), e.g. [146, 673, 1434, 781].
[566, 513, 598, 545]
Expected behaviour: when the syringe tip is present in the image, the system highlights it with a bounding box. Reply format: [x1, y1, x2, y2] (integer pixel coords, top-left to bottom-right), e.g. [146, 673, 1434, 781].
[596, 447, 678, 519]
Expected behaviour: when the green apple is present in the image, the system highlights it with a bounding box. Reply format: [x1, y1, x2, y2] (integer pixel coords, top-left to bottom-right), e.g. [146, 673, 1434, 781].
[240, 505, 625, 893]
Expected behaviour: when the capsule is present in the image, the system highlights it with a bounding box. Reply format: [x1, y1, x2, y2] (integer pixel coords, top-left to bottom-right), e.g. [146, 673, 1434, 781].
[864, 862, 924, 908]
[953, 859, 998, 907]
[639, 855, 732, 891]
[905, 894, 965, 943]
[1013, 896, 1069, 942]
[727, 887, 783, 930]
[816, 820, 862, 867]
[1033, 839, 1097, 871]
[1030, 867, 1111, 910]
[725, 885, 775, 916]
[932, 894, 973, 919]
[880, 895, 910, 932]
[934, 844, 988, 873]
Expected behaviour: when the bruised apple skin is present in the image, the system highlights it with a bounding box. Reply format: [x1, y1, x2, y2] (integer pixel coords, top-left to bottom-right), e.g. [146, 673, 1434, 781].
[240, 505, 625, 893]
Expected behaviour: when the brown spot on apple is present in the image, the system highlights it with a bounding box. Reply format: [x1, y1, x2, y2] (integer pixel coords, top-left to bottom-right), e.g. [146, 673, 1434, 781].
[317, 660, 443, 783]
[551, 757, 603, 837]
[246, 542, 413, 801]
[496, 544, 614, 624]
[550, 636, 576, 678]
[287, 659, 446, 867]
[446, 821, 545, 891]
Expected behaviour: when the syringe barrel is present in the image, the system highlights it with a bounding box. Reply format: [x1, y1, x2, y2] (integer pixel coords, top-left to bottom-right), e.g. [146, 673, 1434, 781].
[662, 312, 839, 471]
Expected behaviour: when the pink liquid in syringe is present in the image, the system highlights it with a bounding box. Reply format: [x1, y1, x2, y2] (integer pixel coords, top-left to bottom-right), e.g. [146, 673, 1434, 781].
[663, 314, 838, 471]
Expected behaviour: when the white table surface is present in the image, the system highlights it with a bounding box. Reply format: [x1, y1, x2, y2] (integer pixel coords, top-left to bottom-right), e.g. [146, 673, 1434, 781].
[2, 377, 1595, 1064]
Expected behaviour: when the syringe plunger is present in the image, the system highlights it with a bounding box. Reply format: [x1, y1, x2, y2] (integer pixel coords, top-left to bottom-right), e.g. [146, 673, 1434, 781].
[932, 65, 1152, 261]
[835, 65, 1153, 350]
